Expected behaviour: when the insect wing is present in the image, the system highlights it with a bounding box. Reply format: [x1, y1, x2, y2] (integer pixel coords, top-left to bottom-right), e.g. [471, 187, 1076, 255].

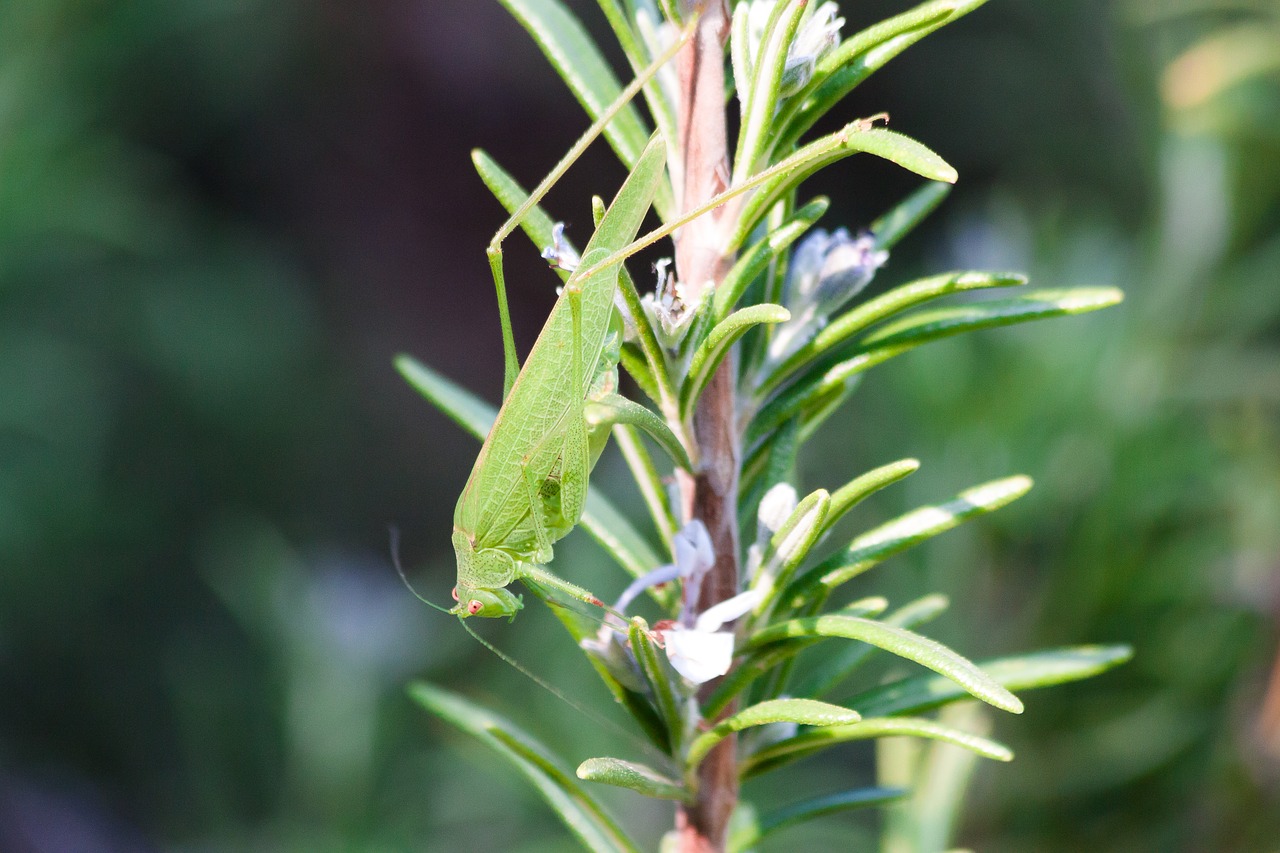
[455, 138, 668, 551]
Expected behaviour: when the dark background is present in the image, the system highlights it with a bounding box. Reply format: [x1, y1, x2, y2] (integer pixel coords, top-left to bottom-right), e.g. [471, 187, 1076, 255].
[2, 0, 1277, 850]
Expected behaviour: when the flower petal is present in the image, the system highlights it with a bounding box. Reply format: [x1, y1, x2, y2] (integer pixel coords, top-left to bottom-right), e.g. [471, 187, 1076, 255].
[695, 589, 764, 633]
[664, 627, 735, 684]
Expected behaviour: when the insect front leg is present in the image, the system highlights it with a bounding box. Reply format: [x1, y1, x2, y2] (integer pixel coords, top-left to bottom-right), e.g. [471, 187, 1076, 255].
[481, 25, 692, 402]
[487, 244, 520, 400]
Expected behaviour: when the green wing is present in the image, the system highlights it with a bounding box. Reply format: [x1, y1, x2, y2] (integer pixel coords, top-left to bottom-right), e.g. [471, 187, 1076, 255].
[455, 136, 667, 552]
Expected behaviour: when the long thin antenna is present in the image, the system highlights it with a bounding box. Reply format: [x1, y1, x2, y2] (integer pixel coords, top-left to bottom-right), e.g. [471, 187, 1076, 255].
[458, 618, 656, 755]
[389, 525, 453, 614]
[389, 527, 666, 759]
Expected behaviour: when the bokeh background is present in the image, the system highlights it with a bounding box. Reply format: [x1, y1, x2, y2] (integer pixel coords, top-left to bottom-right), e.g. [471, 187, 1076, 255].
[2, 0, 1278, 850]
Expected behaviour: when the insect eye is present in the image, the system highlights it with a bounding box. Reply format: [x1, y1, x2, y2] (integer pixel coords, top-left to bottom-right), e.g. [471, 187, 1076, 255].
[467, 600, 484, 615]
[451, 587, 459, 601]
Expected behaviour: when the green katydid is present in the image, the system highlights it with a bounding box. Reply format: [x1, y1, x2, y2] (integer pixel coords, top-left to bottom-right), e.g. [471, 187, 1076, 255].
[450, 136, 669, 620]
[443, 19, 701, 622]
[446, 19, 915, 620]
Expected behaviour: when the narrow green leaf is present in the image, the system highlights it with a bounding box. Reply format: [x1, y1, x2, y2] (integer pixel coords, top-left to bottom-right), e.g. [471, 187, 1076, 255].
[777, 0, 992, 153]
[702, 598, 889, 720]
[656, 0, 682, 26]
[613, 424, 678, 551]
[745, 616, 1023, 714]
[760, 271, 1028, 397]
[871, 181, 952, 250]
[617, 264, 680, 414]
[576, 637, 673, 752]
[734, 0, 809, 181]
[882, 702, 988, 853]
[682, 304, 791, 417]
[774, 2, 955, 152]
[497, 0, 654, 187]
[754, 288, 1123, 438]
[582, 489, 664, 581]
[794, 375, 859, 445]
[851, 645, 1135, 719]
[733, 124, 957, 249]
[472, 149, 568, 280]
[395, 354, 498, 440]
[743, 715, 1013, 779]
[577, 756, 689, 802]
[785, 476, 1034, 606]
[619, 345, 662, 406]
[586, 393, 693, 471]
[630, 619, 683, 750]
[748, 356, 870, 448]
[687, 698, 860, 770]
[410, 682, 642, 853]
[729, 0, 753, 116]
[753, 489, 830, 618]
[714, 197, 829, 320]
[796, 594, 951, 699]
[730, 787, 908, 850]
[858, 287, 1127, 354]
[600, 1, 681, 178]
[820, 459, 922, 539]
[739, 417, 801, 540]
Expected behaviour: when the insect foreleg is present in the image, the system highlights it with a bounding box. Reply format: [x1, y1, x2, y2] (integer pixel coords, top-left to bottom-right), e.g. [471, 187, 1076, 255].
[487, 245, 520, 399]
[519, 564, 614, 618]
[483, 24, 692, 402]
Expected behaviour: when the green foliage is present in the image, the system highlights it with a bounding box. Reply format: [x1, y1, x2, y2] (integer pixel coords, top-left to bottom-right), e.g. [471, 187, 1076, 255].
[411, 682, 643, 853]
[400, 0, 1129, 848]
[8, 0, 1277, 849]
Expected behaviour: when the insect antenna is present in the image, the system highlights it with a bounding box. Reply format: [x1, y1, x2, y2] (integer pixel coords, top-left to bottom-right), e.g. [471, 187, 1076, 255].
[388, 525, 453, 615]
[458, 617, 668, 762]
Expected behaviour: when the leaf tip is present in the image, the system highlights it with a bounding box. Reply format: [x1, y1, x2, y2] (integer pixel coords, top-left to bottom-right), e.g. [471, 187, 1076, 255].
[1062, 286, 1125, 313]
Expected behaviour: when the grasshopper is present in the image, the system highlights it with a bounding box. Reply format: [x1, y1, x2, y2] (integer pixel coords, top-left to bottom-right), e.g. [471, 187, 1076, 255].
[450, 134, 668, 620]
[446, 14, 827, 620]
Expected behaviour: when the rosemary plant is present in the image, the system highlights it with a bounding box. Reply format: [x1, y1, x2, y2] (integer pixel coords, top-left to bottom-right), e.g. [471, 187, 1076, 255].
[399, 1, 1130, 850]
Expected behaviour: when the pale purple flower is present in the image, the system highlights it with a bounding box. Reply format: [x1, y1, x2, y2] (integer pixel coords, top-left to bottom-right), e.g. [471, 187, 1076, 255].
[740, 1, 844, 101]
[768, 228, 888, 363]
[541, 221, 580, 273]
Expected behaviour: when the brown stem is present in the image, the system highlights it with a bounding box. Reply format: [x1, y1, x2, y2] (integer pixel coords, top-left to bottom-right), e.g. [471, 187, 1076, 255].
[672, 2, 739, 851]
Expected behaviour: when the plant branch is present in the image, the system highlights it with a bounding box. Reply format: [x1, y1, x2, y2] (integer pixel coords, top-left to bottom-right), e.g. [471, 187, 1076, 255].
[672, 2, 739, 851]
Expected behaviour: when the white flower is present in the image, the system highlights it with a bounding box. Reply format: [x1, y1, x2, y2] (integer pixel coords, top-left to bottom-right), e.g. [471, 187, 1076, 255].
[582, 520, 717, 686]
[767, 228, 888, 363]
[662, 589, 763, 685]
[541, 222, 580, 273]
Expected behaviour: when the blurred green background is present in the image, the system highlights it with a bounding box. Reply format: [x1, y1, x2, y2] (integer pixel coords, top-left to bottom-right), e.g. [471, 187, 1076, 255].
[2, 0, 1277, 850]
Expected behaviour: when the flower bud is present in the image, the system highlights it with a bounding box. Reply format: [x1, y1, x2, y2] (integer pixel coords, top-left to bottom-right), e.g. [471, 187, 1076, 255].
[768, 228, 888, 363]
